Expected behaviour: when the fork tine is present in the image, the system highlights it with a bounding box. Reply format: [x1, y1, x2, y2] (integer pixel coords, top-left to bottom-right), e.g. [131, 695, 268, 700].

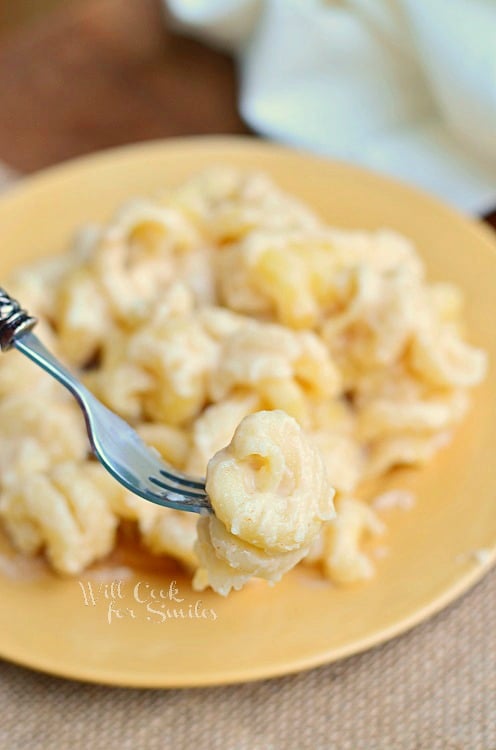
[143, 487, 210, 513]
[158, 468, 205, 490]
[148, 475, 209, 500]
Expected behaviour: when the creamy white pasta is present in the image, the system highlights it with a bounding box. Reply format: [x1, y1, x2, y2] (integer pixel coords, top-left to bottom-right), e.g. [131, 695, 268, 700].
[0, 166, 487, 594]
[194, 410, 335, 595]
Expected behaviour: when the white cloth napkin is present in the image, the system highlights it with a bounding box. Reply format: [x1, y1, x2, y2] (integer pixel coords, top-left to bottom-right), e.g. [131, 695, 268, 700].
[167, 0, 496, 214]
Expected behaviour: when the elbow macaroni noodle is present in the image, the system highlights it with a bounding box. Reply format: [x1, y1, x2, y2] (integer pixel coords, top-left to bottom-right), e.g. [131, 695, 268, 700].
[0, 166, 487, 594]
[193, 411, 335, 595]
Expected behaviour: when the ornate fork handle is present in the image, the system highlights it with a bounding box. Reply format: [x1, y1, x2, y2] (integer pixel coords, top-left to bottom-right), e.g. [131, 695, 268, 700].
[0, 286, 38, 351]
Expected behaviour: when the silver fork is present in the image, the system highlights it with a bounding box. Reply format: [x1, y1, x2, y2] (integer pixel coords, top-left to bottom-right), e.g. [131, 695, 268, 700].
[0, 287, 211, 514]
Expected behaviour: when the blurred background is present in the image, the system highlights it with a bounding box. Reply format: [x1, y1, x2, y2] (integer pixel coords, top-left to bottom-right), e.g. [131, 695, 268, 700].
[0, 0, 494, 217]
[0, 0, 247, 174]
[0, 0, 68, 31]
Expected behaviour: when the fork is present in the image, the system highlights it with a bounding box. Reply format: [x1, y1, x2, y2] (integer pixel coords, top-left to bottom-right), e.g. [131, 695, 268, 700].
[0, 287, 211, 514]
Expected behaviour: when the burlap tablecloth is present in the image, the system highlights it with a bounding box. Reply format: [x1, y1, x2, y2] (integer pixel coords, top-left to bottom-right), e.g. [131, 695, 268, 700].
[0, 166, 494, 750]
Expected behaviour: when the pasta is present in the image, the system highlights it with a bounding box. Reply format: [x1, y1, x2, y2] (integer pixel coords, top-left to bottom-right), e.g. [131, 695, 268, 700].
[0, 461, 119, 575]
[321, 497, 385, 584]
[194, 411, 335, 595]
[0, 166, 487, 595]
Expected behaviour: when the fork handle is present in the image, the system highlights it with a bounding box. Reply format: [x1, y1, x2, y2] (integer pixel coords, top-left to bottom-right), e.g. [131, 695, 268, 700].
[0, 286, 38, 351]
[0, 285, 95, 416]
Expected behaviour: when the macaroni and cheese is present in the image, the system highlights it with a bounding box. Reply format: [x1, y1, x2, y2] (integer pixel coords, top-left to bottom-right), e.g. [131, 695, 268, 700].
[0, 166, 487, 595]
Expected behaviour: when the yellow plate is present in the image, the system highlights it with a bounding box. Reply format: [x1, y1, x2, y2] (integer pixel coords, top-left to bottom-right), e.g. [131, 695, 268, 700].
[0, 137, 495, 688]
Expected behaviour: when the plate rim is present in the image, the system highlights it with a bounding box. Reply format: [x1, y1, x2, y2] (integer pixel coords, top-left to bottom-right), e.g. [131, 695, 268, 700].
[0, 552, 494, 688]
[2, 134, 496, 248]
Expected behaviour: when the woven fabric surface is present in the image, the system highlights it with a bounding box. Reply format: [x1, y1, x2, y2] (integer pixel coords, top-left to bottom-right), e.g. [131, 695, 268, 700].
[0, 165, 494, 750]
